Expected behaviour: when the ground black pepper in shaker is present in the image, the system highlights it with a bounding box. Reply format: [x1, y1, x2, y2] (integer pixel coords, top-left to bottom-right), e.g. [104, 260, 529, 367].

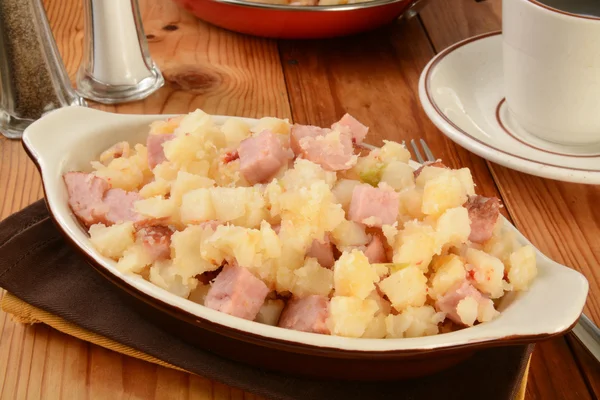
[0, 0, 85, 139]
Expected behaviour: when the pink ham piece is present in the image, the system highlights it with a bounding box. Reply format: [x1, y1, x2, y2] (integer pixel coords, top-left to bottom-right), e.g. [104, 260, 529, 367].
[136, 225, 172, 261]
[435, 281, 486, 325]
[307, 235, 335, 269]
[465, 195, 500, 244]
[363, 234, 387, 264]
[238, 130, 289, 184]
[204, 263, 269, 320]
[100, 189, 143, 225]
[290, 124, 329, 155]
[278, 295, 330, 334]
[147, 134, 175, 169]
[413, 161, 447, 178]
[332, 113, 369, 144]
[348, 184, 399, 227]
[63, 172, 110, 227]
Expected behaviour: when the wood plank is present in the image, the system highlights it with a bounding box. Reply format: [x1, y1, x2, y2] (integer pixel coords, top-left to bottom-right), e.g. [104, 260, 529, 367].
[0, 0, 286, 398]
[418, 1, 598, 399]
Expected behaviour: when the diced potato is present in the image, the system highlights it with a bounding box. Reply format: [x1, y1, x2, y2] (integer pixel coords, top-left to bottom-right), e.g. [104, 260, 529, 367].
[188, 283, 211, 305]
[378, 265, 427, 312]
[484, 229, 518, 264]
[293, 258, 334, 297]
[421, 171, 468, 216]
[380, 161, 415, 191]
[455, 168, 476, 196]
[149, 116, 182, 135]
[134, 196, 176, 220]
[381, 224, 398, 247]
[275, 266, 297, 293]
[328, 296, 378, 338]
[333, 250, 380, 300]
[92, 157, 144, 191]
[139, 179, 171, 199]
[260, 221, 282, 259]
[221, 118, 251, 148]
[149, 260, 199, 298]
[116, 243, 155, 274]
[171, 226, 219, 278]
[332, 179, 361, 211]
[282, 159, 337, 190]
[465, 248, 505, 299]
[170, 171, 214, 205]
[386, 306, 443, 338]
[397, 187, 425, 221]
[251, 117, 291, 136]
[429, 255, 467, 300]
[331, 220, 369, 247]
[478, 298, 500, 322]
[361, 314, 387, 338]
[203, 225, 263, 269]
[173, 109, 214, 137]
[163, 133, 204, 167]
[89, 222, 135, 260]
[392, 220, 438, 271]
[255, 299, 285, 326]
[180, 188, 216, 224]
[367, 290, 391, 316]
[153, 161, 179, 181]
[209, 187, 267, 229]
[506, 245, 537, 291]
[379, 140, 411, 164]
[435, 207, 471, 248]
[415, 166, 447, 187]
[456, 297, 479, 326]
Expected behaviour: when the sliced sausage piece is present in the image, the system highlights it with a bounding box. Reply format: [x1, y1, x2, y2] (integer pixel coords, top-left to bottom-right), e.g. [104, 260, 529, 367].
[435, 280, 485, 325]
[136, 225, 173, 261]
[363, 233, 388, 264]
[204, 263, 270, 320]
[413, 161, 447, 178]
[101, 189, 143, 225]
[278, 295, 330, 334]
[290, 124, 329, 155]
[239, 130, 289, 184]
[298, 130, 355, 171]
[332, 113, 369, 144]
[307, 235, 335, 269]
[63, 172, 110, 227]
[348, 184, 399, 227]
[465, 195, 500, 244]
[147, 133, 175, 169]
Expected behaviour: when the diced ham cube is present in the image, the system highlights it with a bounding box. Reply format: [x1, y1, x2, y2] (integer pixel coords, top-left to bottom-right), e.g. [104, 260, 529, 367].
[348, 184, 399, 227]
[298, 130, 355, 171]
[435, 280, 485, 325]
[413, 161, 447, 178]
[63, 172, 110, 227]
[136, 225, 173, 261]
[364, 234, 387, 264]
[465, 195, 500, 244]
[100, 189, 143, 225]
[290, 124, 329, 155]
[205, 263, 269, 320]
[307, 235, 335, 269]
[332, 113, 369, 144]
[238, 130, 289, 184]
[147, 134, 175, 169]
[278, 295, 330, 334]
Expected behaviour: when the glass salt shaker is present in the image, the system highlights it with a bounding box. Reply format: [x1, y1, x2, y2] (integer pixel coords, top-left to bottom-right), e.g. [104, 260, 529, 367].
[0, 0, 86, 139]
[77, 0, 164, 104]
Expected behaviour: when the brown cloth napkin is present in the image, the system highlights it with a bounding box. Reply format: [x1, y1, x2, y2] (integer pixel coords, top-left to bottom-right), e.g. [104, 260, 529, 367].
[0, 200, 533, 400]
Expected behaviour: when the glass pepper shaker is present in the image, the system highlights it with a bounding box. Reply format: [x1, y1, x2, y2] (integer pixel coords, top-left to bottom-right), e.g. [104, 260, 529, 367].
[76, 0, 164, 104]
[0, 0, 86, 139]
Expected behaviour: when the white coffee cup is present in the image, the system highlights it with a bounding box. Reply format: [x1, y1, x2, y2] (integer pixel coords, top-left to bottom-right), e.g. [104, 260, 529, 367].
[503, 0, 600, 145]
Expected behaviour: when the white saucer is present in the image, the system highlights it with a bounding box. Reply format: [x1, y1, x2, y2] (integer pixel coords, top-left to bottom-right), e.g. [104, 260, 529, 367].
[418, 31, 600, 185]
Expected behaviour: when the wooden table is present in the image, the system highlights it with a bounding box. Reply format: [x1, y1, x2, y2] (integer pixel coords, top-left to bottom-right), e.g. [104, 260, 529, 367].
[1, 0, 599, 398]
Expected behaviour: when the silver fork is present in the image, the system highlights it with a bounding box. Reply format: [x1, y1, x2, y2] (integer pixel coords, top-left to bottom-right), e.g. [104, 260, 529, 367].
[409, 138, 600, 363]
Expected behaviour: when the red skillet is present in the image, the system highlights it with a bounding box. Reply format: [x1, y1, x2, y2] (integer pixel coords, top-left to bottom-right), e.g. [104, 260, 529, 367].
[171, 0, 430, 39]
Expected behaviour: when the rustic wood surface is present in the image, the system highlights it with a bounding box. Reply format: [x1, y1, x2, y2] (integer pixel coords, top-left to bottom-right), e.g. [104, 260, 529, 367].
[0, 0, 598, 399]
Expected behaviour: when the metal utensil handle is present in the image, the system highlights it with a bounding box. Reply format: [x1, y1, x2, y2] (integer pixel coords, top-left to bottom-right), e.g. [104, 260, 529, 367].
[571, 313, 600, 363]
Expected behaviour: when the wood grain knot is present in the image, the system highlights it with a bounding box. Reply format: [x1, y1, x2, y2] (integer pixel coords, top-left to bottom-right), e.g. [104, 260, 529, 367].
[162, 24, 179, 31]
[162, 65, 221, 94]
